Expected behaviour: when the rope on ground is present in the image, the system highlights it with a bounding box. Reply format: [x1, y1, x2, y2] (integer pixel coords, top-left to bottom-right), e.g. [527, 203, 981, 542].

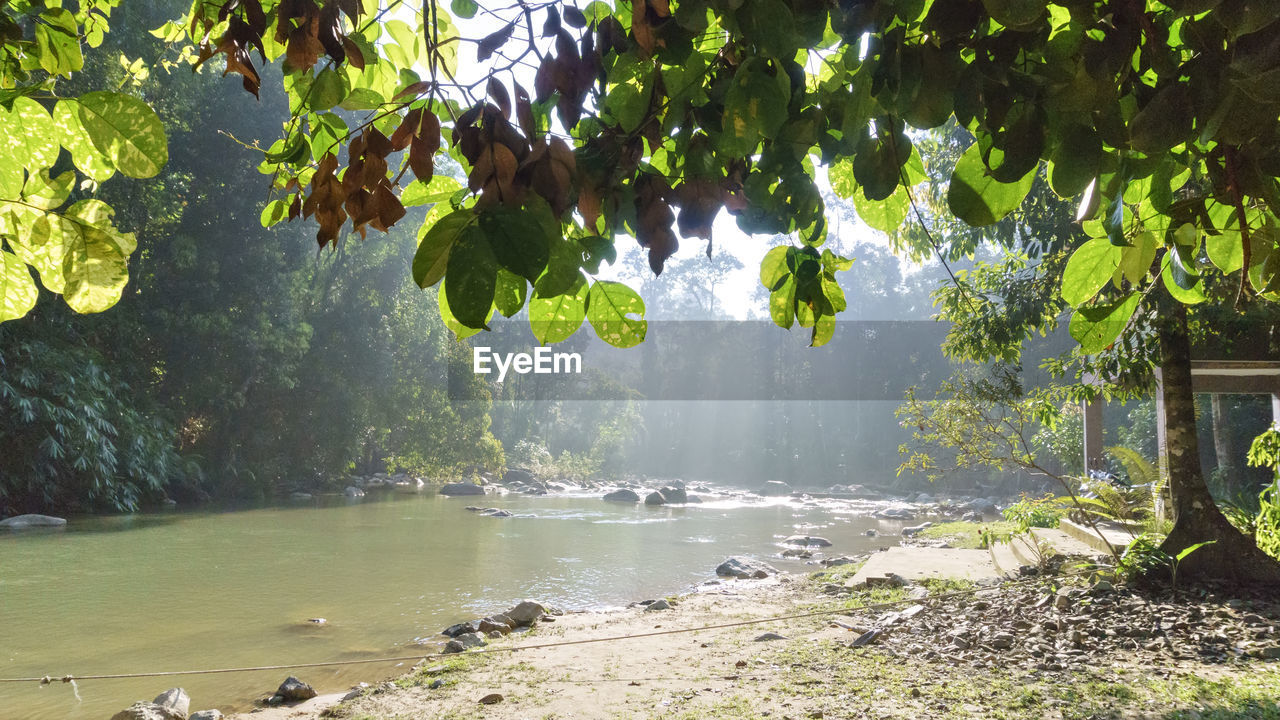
[0, 567, 1097, 686]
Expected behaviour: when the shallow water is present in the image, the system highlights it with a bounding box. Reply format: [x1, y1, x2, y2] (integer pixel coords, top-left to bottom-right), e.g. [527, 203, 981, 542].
[0, 490, 899, 719]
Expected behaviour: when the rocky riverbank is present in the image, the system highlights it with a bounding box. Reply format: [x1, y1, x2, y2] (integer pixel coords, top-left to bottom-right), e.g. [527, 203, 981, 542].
[211, 557, 1280, 720]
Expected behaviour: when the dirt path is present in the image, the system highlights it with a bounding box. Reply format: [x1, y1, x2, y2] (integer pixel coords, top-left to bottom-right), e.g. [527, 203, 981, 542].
[231, 569, 1280, 720]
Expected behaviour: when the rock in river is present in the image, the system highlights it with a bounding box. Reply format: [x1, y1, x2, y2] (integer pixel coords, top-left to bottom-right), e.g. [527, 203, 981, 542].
[153, 688, 190, 717]
[504, 600, 546, 626]
[344, 486, 365, 498]
[756, 480, 793, 497]
[603, 489, 640, 502]
[110, 702, 185, 720]
[0, 514, 66, 529]
[715, 556, 778, 579]
[439, 482, 486, 496]
[189, 712, 224, 720]
[783, 535, 832, 547]
[275, 676, 317, 702]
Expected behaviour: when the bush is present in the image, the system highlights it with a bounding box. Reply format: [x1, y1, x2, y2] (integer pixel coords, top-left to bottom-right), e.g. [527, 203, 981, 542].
[1002, 493, 1066, 532]
[0, 336, 183, 514]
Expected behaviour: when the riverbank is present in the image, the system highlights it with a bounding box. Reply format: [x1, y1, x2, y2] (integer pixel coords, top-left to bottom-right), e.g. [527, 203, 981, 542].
[231, 559, 1280, 720]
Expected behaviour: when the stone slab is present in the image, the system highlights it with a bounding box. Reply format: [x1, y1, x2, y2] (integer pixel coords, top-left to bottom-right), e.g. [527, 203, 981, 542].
[848, 546, 1001, 587]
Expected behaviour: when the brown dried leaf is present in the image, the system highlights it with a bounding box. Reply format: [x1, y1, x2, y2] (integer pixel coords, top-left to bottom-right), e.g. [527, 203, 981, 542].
[674, 179, 721, 240]
[342, 36, 365, 69]
[487, 77, 512, 118]
[515, 83, 536, 139]
[477, 21, 516, 62]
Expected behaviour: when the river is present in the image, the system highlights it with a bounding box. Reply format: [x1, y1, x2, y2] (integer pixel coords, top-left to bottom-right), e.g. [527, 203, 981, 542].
[0, 488, 906, 719]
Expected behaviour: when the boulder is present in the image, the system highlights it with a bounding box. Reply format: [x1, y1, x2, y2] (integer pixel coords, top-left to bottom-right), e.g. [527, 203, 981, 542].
[439, 483, 486, 497]
[153, 689, 189, 716]
[901, 522, 933, 537]
[754, 632, 788, 641]
[110, 702, 185, 720]
[875, 506, 915, 520]
[454, 632, 486, 648]
[275, 676, 317, 702]
[504, 600, 546, 626]
[715, 556, 778, 579]
[756, 481, 793, 497]
[0, 514, 67, 529]
[344, 486, 365, 498]
[820, 556, 857, 567]
[603, 489, 640, 503]
[781, 548, 811, 558]
[478, 616, 513, 634]
[783, 535, 832, 547]
[915, 493, 936, 504]
[644, 491, 667, 506]
[961, 511, 983, 522]
[659, 486, 688, 504]
[644, 599, 671, 611]
[503, 468, 535, 485]
[442, 620, 481, 637]
[189, 712, 223, 720]
[443, 640, 466, 654]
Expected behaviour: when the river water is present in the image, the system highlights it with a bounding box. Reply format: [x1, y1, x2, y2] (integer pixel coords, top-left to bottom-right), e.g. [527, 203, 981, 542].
[0, 489, 904, 719]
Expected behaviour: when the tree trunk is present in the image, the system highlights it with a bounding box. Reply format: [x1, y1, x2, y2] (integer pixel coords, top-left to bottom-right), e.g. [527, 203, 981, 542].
[1210, 394, 1236, 491]
[1156, 302, 1280, 586]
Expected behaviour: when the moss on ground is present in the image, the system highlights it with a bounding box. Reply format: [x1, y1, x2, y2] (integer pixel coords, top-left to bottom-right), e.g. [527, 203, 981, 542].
[917, 520, 1017, 549]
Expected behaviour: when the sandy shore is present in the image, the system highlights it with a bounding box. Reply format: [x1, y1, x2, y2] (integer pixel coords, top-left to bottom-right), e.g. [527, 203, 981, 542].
[230, 576, 835, 719]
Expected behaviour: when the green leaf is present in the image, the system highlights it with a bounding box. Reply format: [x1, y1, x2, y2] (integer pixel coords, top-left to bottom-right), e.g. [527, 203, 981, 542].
[1175, 540, 1215, 563]
[480, 206, 551, 283]
[51, 99, 115, 182]
[74, 92, 169, 179]
[414, 209, 476, 288]
[947, 142, 1035, 227]
[760, 245, 790, 290]
[856, 183, 910, 233]
[529, 274, 588, 344]
[587, 280, 647, 348]
[721, 60, 790, 156]
[493, 268, 527, 317]
[829, 159, 857, 200]
[1, 97, 61, 176]
[1118, 231, 1158, 284]
[769, 275, 796, 329]
[1069, 293, 1140, 354]
[0, 249, 37, 322]
[981, 0, 1045, 28]
[1062, 237, 1124, 307]
[450, 0, 479, 18]
[1205, 232, 1244, 274]
[1160, 253, 1206, 304]
[1048, 125, 1101, 198]
[309, 68, 349, 111]
[1130, 84, 1192, 155]
[259, 199, 289, 228]
[437, 281, 484, 339]
[445, 225, 499, 329]
[402, 175, 462, 207]
[579, 235, 616, 273]
[22, 170, 75, 210]
[59, 199, 138, 314]
[34, 8, 83, 77]
[811, 312, 835, 347]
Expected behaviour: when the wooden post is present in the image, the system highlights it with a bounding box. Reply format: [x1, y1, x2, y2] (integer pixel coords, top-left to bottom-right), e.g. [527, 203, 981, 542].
[1082, 397, 1104, 475]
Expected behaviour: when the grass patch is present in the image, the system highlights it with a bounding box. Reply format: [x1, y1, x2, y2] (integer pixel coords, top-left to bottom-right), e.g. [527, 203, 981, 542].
[761, 638, 1280, 719]
[918, 520, 1016, 549]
